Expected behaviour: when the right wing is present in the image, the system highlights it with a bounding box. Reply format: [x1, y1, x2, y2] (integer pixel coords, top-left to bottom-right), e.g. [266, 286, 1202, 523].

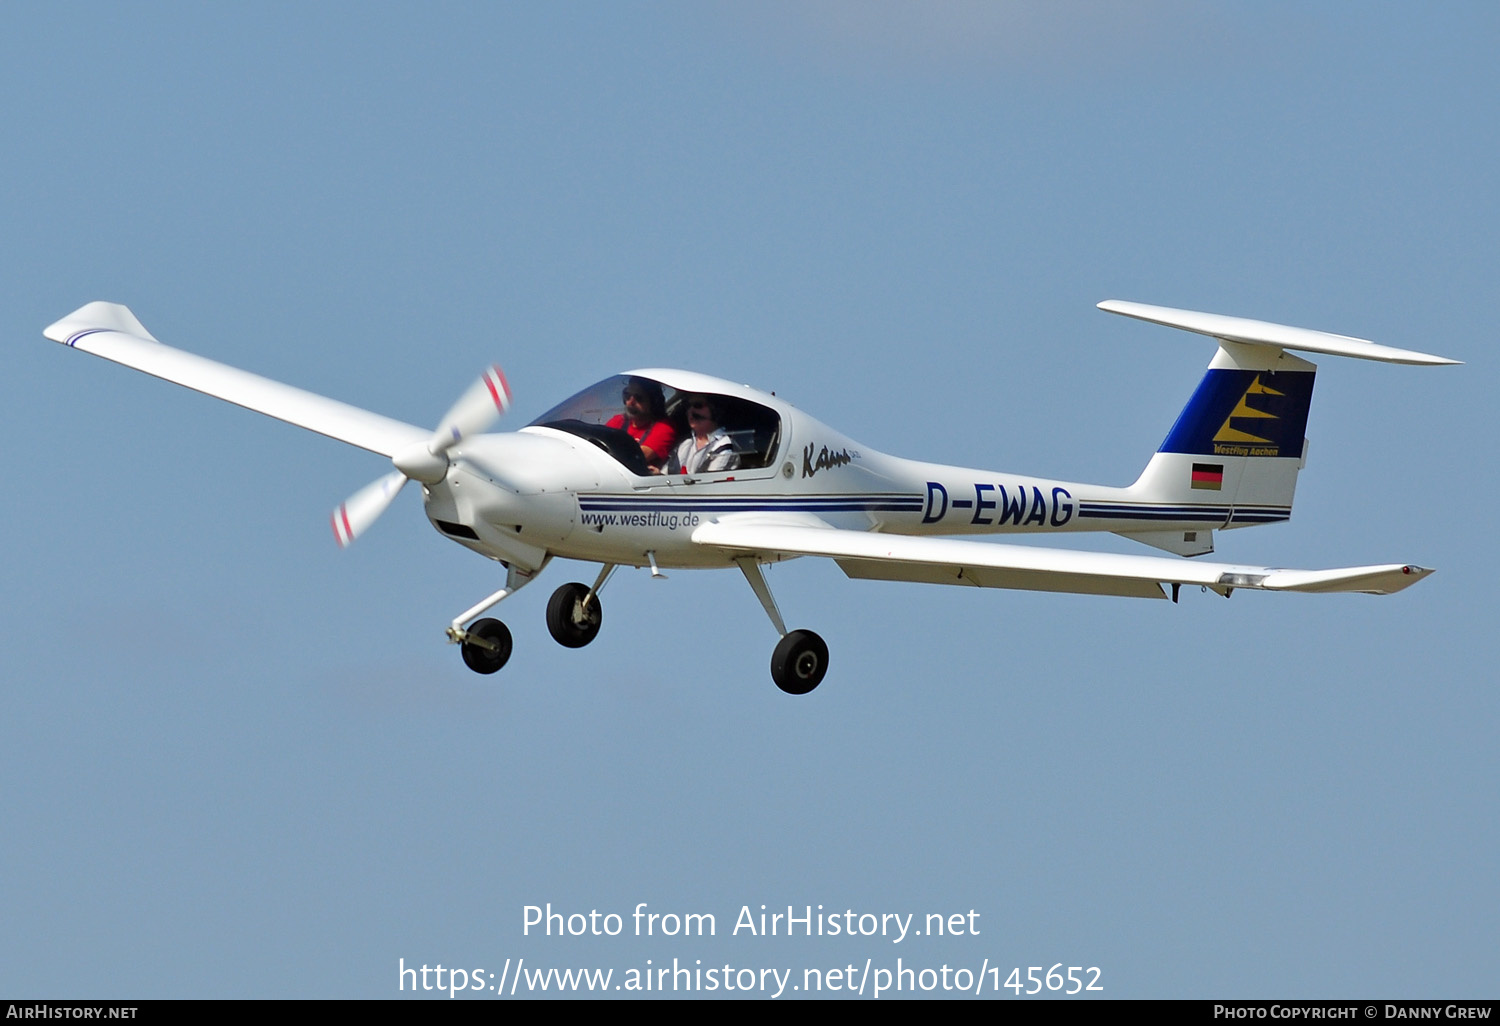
[45, 301, 428, 457]
[692, 515, 1432, 599]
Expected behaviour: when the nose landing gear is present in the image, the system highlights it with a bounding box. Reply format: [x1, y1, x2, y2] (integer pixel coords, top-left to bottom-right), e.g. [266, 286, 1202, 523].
[446, 560, 546, 675]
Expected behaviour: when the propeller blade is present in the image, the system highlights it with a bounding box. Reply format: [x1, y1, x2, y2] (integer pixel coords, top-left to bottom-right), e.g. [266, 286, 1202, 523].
[331, 470, 409, 548]
[335, 367, 510, 546]
[431, 365, 511, 453]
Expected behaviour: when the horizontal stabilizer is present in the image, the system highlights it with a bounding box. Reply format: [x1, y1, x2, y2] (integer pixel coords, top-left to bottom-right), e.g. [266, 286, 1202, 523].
[45, 302, 428, 457]
[692, 517, 1433, 599]
[1098, 300, 1461, 366]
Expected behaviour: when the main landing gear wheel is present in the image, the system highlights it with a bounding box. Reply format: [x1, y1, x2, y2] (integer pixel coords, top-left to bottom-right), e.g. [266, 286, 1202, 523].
[770, 629, 828, 695]
[460, 618, 512, 674]
[546, 582, 603, 648]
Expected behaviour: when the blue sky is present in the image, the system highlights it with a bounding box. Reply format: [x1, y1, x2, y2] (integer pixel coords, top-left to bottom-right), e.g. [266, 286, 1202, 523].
[3, 2, 1495, 998]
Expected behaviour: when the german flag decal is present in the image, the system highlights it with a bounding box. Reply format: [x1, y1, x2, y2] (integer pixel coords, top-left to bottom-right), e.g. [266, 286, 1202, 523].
[1191, 463, 1224, 490]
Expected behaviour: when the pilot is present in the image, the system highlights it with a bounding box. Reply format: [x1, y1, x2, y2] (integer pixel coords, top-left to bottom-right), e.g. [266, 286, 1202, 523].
[669, 394, 740, 475]
[606, 376, 678, 472]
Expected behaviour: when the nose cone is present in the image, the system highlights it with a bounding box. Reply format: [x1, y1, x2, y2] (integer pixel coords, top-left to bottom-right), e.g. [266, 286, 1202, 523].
[391, 441, 449, 484]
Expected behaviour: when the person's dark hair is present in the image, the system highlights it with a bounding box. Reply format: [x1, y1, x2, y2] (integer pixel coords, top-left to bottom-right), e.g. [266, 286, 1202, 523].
[623, 376, 667, 420]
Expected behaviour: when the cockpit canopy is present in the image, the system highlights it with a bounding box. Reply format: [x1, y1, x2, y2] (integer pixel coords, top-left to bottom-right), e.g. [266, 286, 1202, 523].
[528, 373, 782, 477]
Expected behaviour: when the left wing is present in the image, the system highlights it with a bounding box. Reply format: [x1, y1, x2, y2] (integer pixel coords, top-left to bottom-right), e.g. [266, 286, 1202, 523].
[692, 515, 1431, 598]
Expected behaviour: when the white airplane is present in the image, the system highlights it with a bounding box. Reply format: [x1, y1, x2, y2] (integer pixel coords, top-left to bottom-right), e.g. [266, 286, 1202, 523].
[45, 300, 1457, 694]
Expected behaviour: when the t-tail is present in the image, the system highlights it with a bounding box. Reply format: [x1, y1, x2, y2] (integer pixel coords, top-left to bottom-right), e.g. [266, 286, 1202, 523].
[1099, 302, 1459, 557]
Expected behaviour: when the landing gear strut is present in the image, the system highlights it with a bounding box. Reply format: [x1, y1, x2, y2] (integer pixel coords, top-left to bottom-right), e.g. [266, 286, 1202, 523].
[735, 557, 829, 695]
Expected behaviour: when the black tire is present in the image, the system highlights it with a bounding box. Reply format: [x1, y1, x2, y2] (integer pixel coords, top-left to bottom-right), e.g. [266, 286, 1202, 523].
[461, 618, 512, 674]
[546, 582, 603, 648]
[770, 629, 828, 695]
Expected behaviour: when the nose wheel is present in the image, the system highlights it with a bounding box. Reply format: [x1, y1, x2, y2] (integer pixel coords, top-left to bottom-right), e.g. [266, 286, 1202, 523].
[546, 581, 604, 648]
[459, 618, 513, 674]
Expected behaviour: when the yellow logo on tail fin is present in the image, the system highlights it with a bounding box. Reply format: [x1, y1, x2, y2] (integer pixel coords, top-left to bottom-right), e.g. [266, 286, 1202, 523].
[1214, 375, 1283, 444]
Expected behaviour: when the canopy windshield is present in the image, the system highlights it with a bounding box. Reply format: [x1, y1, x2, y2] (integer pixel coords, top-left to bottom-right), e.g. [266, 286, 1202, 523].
[529, 374, 782, 477]
[529, 375, 671, 430]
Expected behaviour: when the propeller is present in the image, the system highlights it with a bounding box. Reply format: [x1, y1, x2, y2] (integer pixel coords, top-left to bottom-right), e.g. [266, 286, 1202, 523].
[331, 365, 512, 547]
[431, 365, 513, 449]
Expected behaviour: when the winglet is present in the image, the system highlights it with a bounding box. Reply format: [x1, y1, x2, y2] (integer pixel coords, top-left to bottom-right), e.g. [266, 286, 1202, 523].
[44, 301, 160, 346]
[1098, 300, 1461, 366]
[1258, 563, 1433, 595]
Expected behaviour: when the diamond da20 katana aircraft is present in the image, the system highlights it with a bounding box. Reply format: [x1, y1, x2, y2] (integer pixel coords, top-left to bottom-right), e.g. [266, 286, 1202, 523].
[45, 300, 1457, 694]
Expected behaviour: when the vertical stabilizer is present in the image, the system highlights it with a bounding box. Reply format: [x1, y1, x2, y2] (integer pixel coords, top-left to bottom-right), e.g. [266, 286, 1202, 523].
[1129, 341, 1316, 530]
[1098, 300, 1456, 553]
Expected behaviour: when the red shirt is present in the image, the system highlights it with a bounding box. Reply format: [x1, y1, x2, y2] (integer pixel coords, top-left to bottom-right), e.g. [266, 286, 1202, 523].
[606, 415, 678, 468]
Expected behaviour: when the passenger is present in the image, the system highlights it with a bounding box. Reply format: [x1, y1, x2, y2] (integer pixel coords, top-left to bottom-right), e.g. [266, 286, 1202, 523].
[669, 394, 740, 475]
[605, 377, 678, 472]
